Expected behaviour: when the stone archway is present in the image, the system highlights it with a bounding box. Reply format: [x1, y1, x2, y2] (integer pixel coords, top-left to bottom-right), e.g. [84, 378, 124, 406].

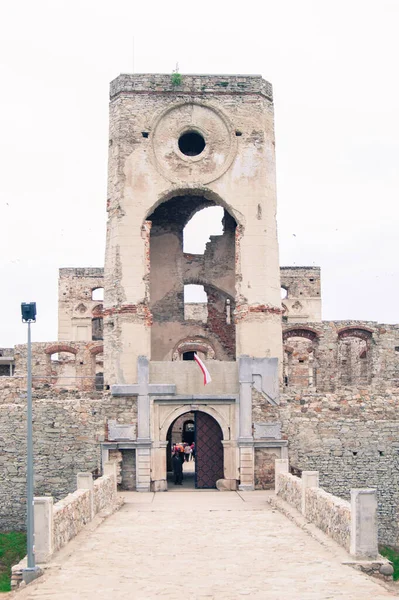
[151, 401, 236, 492]
[160, 404, 230, 442]
[165, 409, 224, 489]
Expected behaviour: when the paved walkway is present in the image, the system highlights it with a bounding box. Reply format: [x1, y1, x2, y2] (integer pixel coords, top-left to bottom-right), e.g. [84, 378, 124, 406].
[14, 491, 398, 600]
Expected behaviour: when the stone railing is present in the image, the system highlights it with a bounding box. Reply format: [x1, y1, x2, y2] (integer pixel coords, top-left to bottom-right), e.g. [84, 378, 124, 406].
[275, 459, 373, 557]
[11, 462, 121, 589]
[273, 459, 394, 579]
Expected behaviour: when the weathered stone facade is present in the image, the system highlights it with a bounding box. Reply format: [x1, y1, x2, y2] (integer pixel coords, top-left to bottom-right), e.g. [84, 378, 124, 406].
[1, 72, 398, 548]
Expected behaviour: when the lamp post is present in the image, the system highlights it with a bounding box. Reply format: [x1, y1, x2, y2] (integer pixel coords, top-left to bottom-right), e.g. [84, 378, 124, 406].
[21, 302, 40, 583]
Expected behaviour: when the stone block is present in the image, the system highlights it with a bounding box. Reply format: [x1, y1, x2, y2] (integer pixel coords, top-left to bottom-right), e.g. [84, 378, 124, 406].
[216, 479, 238, 491]
[34, 497, 54, 563]
[350, 489, 378, 559]
[274, 458, 289, 494]
[301, 471, 319, 516]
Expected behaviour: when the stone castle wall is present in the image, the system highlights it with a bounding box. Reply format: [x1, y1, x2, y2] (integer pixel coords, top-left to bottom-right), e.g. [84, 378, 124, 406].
[253, 388, 399, 545]
[282, 321, 399, 392]
[0, 390, 136, 530]
[2, 379, 399, 544]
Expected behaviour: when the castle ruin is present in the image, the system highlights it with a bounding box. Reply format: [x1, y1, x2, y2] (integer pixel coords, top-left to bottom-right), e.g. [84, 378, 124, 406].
[1, 74, 399, 545]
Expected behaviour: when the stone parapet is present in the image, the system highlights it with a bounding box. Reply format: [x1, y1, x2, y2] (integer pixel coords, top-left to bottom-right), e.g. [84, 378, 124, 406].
[275, 462, 377, 559]
[59, 267, 104, 278]
[110, 73, 273, 100]
[277, 472, 302, 513]
[11, 468, 121, 589]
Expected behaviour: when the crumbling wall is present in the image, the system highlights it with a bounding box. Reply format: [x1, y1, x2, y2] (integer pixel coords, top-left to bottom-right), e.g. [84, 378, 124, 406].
[1, 341, 104, 393]
[282, 321, 399, 392]
[280, 267, 322, 323]
[149, 195, 236, 360]
[103, 74, 283, 383]
[58, 268, 104, 342]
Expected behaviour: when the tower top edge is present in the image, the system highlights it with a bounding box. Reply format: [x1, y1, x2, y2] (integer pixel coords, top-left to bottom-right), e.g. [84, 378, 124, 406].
[109, 73, 273, 101]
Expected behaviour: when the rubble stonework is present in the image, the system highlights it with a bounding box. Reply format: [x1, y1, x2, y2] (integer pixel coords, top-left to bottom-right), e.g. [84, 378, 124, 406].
[0, 391, 136, 530]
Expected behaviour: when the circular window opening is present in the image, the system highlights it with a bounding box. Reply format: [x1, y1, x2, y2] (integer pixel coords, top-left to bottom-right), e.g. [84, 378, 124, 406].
[178, 131, 206, 156]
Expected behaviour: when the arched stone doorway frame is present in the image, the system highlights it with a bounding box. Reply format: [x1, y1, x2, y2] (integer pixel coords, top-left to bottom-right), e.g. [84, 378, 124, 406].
[159, 404, 230, 443]
[151, 402, 236, 492]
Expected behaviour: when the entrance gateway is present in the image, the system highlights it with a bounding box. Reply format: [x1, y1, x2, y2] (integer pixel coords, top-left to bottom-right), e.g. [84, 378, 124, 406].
[167, 411, 224, 489]
[107, 355, 287, 492]
[101, 75, 289, 491]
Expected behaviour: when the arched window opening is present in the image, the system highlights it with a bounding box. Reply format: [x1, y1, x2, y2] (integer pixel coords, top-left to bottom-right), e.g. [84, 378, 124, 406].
[172, 337, 215, 361]
[91, 349, 104, 391]
[338, 335, 370, 385]
[184, 284, 208, 322]
[283, 334, 317, 389]
[92, 317, 103, 341]
[49, 351, 77, 388]
[92, 287, 104, 301]
[147, 194, 237, 361]
[95, 372, 104, 391]
[281, 287, 288, 300]
[183, 206, 223, 254]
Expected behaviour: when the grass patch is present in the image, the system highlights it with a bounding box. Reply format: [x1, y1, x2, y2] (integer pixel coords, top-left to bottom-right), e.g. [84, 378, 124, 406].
[380, 545, 399, 581]
[171, 72, 182, 86]
[0, 532, 27, 592]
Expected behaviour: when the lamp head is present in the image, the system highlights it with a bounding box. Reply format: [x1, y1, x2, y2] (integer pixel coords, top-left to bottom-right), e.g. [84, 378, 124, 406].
[21, 302, 37, 323]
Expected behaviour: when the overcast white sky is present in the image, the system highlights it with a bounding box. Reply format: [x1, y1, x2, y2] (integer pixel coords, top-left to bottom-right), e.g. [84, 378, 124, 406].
[1, 0, 398, 347]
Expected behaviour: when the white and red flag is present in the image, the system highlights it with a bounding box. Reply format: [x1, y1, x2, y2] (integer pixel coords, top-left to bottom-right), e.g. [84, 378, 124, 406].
[194, 353, 212, 385]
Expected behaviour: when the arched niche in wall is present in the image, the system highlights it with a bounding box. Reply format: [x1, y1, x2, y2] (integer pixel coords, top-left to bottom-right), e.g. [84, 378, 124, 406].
[337, 327, 373, 386]
[282, 328, 319, 388]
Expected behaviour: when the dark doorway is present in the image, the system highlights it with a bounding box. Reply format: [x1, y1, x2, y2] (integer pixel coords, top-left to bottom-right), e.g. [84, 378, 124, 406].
[166, 411, 223, 489]
[183, 420, 195, 445]
[120, 450, 136, 490]
[182, 351, 195, 361]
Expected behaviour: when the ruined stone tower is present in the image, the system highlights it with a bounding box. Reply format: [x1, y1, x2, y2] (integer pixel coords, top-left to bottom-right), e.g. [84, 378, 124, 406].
[103, 74, 283, 384]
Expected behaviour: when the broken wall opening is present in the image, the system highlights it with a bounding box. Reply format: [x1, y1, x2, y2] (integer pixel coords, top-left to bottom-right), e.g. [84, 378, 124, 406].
[338, 329, 372, 386]
[283, 329, 318, 388]
[147, 194, 236, 361]
[49, 351, 77, 388]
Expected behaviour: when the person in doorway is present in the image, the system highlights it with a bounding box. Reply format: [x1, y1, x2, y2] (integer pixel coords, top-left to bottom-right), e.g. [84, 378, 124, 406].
[175, 442, 185, 464]
[184, 444, 191, 462]
[190, 442, 195, 461]
[172, 451, 183, 485]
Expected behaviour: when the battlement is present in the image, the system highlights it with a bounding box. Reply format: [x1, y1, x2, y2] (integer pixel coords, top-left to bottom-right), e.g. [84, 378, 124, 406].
[110, 73, 273, 101]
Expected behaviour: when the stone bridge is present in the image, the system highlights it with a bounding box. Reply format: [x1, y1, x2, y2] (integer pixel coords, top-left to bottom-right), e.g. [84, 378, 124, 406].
[8, 461, 397, 600]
